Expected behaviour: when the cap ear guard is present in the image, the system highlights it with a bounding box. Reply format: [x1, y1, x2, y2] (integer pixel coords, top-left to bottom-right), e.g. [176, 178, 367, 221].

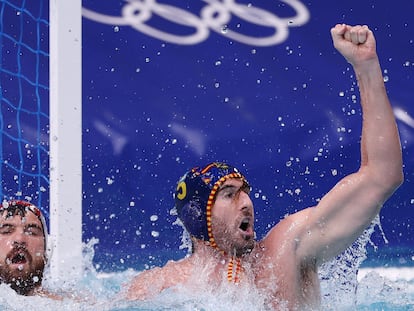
[175, 172, 211, 240]
[178, 201, 209, 240]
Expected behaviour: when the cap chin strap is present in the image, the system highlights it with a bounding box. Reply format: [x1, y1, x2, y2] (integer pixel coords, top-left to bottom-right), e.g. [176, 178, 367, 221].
[205, 172, 245, 283]
[202, 240, 243, 283]
[227, 256, 242, 283]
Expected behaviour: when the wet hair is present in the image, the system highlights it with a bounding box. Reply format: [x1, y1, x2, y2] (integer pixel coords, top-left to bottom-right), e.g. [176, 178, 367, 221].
[174, 162, 249, 247]
[0, 200, 48, 255]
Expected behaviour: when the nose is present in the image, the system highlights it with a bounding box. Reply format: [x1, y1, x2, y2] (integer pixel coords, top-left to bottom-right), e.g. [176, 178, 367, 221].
[11, 231, 28, 247]
[237, 190, 253, 212]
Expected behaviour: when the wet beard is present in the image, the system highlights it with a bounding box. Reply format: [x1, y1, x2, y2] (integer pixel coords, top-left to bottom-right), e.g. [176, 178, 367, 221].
[0, 263, 44, 295]
[211, 216, 255, 257]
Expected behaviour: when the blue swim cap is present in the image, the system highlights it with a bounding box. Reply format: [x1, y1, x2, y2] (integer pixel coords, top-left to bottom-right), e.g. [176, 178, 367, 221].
[174, 162, 248, 244]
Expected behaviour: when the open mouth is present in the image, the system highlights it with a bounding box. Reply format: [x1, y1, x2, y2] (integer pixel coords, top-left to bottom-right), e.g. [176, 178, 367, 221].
[239, 218, 250, 232]
[7, 249, 29, 266]
[11, 253, 27, 264]
[239, 217, 254, 235]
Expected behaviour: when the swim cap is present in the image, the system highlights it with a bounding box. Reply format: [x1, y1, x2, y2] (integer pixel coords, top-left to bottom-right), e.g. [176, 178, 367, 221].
[0, 200, 48, 256]
[174, 162, 248, 244]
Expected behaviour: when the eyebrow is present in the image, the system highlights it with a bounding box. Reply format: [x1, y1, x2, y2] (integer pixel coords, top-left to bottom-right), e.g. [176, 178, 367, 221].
[0, 222, 42, 230]
[217, 183, 247, 197]
[218, 184, 239, 192]
[25, 223, 43, 230]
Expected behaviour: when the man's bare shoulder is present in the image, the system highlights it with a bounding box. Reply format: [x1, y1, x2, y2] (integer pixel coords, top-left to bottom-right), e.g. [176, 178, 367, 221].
[262, 207, 315, 245]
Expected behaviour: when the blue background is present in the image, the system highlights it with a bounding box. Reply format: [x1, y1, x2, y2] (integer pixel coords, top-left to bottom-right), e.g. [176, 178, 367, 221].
[79, 1, 414, 271]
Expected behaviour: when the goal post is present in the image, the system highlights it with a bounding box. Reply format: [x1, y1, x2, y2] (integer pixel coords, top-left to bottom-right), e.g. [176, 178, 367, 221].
[49, 0, 82, 282]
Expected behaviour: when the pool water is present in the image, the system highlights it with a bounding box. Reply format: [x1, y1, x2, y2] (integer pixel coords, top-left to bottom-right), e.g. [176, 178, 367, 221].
[0, 237, 413, 310]
[0, 265, 412, 310]
[1, 261, 412, 310]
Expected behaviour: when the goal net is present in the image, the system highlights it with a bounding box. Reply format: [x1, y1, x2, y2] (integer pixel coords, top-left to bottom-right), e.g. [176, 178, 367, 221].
[0, 0, 49, 216]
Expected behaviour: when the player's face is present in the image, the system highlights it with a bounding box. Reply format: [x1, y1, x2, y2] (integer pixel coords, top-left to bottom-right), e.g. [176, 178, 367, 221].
[0, 211, 45, 294]
[211, 178, 255, 256]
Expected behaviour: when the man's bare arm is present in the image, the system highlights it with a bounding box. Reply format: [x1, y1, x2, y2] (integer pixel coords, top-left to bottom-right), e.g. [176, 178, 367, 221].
[123, 259, 192, 301]
[295, 24, 403, 263]
[124, 267, 166, 300]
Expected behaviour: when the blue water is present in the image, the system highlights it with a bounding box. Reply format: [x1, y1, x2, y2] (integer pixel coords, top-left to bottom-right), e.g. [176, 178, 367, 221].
[0, 240, 413, 310]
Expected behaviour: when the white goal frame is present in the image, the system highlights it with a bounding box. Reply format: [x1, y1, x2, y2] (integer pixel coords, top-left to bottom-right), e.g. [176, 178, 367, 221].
[49, 0, 83, 282]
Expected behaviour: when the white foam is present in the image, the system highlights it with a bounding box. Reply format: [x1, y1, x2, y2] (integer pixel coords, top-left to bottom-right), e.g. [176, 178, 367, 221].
[358, 266, 414, 282]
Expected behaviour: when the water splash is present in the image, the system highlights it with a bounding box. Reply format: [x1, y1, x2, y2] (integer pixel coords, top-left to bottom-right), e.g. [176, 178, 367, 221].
[0, 227, 412, 310]
[319, 216, 388, 310]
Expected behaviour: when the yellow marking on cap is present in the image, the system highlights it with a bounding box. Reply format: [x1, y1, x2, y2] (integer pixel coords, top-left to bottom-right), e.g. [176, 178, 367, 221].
[176, 181, 187, 200]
